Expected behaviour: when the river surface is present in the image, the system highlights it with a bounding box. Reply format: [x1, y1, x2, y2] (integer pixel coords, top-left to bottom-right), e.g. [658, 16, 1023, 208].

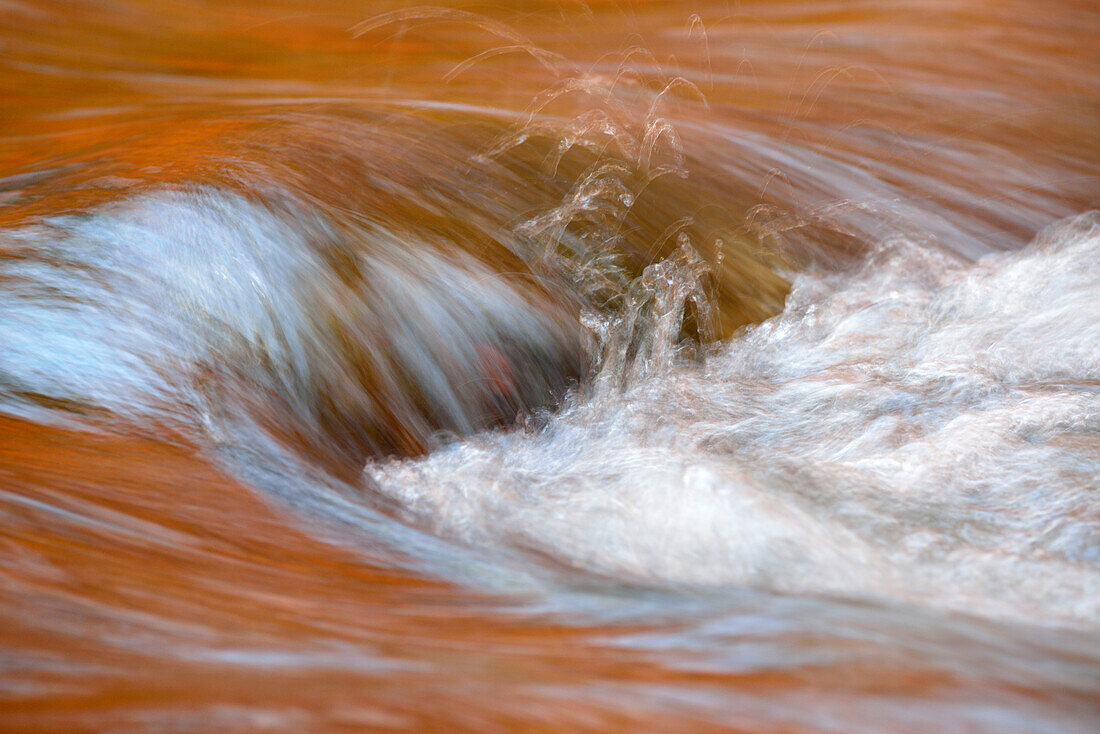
[2, 1, 1099, 731]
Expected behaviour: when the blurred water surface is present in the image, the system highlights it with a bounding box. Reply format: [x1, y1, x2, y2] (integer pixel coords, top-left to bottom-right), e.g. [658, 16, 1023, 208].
[1, 1, 1099, 731]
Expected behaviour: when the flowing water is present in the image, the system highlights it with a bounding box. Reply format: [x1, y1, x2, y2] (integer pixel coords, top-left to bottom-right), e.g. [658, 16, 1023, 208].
[2, 1, 1099, 731]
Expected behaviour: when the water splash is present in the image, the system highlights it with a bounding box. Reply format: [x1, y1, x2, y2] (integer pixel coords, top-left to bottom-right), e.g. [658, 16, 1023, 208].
[367, 212, 1100, 628]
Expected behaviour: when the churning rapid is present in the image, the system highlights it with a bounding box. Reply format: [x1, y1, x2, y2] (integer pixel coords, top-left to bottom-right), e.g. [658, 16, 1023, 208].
[1, 1, 1098, 732]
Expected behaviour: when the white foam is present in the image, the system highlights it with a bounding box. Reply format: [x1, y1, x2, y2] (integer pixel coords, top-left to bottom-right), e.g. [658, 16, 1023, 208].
[366, 212, 1100, 627]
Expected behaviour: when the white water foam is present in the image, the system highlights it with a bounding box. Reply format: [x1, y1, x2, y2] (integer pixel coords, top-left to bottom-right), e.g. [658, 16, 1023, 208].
[366, 212, 1100, 627]
[0, 187, 577, 448]
[0, 189, 322, 425]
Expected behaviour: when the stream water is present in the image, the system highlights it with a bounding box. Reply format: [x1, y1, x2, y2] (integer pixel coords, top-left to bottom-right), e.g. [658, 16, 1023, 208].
[2, 1, 1098, 731]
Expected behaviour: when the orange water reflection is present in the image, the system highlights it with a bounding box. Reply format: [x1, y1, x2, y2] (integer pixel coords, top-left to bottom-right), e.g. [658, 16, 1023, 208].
[2, 1, 1098, 731]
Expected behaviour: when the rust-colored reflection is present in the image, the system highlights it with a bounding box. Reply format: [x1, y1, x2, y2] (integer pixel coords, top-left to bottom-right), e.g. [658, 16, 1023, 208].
[1, 1, 1099, 731]
[4, 416, 1096, 731]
